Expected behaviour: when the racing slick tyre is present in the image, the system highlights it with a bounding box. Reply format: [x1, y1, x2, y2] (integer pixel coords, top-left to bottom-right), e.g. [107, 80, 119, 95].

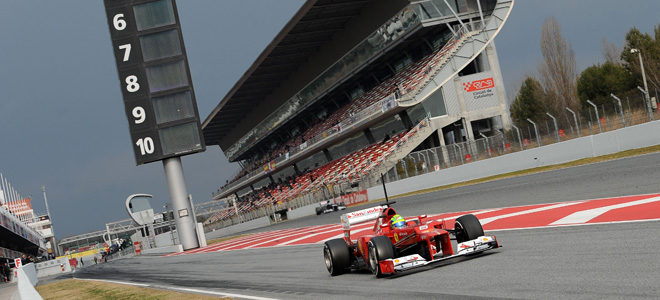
[324, 239, 351, 276]
[316, 207, 323, 215]
[454, 214, 484, 243]
[367, 236, 395, 277]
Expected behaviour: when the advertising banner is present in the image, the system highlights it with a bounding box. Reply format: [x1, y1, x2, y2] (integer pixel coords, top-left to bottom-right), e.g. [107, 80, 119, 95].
[338, 190, 369, 207]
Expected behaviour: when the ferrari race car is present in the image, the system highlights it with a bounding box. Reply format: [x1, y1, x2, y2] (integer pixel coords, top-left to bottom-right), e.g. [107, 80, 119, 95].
[315, 200, 347, 215]
[323, 203, 499, 277]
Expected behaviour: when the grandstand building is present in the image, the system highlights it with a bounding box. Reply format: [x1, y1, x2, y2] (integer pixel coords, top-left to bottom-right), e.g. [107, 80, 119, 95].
[202, 0, 514, 218]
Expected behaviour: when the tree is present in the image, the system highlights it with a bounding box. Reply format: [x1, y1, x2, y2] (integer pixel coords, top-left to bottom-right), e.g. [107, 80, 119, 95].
[510, 77, 548, 126]
[577, 62, 635, 109]
[621, 25, 660, 91]
[601, 38, 622, 65]
[537, 17, 579, 115]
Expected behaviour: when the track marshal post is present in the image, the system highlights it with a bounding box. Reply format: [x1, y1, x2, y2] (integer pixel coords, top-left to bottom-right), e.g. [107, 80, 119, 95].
[103, 0, 205, 250]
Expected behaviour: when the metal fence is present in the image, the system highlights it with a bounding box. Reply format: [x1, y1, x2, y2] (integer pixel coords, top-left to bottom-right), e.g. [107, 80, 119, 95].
[371, 95, 660, 184]
[205, 92, 660, 231]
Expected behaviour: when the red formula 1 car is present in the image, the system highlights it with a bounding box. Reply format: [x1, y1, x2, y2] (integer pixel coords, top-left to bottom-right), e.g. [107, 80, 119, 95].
[323, 203, 499, 277]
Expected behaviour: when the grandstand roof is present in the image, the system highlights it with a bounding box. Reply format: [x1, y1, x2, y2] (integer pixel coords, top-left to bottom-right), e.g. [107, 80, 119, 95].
[202, 0, 373, 148]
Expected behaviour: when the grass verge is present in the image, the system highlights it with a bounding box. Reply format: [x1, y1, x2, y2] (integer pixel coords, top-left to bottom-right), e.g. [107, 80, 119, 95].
[368, 144, 660, 202]
[36, 279, 226, 300]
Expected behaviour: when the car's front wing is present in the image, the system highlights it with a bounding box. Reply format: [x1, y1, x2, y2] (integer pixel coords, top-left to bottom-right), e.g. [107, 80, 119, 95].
[378, 235, 499, 274]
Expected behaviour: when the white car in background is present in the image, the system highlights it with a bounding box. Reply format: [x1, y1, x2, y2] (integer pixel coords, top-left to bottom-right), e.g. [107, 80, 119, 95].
[316, 200, 347, 215]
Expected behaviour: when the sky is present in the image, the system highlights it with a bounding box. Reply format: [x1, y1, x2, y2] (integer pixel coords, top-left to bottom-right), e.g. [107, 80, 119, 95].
[0, 0, 658, 239]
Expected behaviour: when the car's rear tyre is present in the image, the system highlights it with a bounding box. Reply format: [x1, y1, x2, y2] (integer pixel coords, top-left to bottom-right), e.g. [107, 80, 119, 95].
[454, 214, 484, 243]
[324, 239, 350, 276]
[367, 236, 394, 277]
[315, 207, 323, 215]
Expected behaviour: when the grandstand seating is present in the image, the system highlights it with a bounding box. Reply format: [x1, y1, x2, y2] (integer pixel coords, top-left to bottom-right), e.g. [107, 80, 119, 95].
[223, 36, 462, 186]
[212, 30, 474, 225]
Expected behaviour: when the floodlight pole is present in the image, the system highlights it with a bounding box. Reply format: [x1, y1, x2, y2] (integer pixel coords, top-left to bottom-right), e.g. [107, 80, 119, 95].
[565, 107, 580, 137]
[163, 157, 199, 250]
[586, 100, 602, 133]
[632, 49, 652, 113]
[41, 186, 58, 257]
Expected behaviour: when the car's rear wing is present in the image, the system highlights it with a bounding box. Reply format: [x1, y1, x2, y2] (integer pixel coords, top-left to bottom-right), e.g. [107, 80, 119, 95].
[340, 205, 386, 241]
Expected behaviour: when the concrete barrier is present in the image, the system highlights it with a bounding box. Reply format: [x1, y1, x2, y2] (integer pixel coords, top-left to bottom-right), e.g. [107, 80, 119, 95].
[16, 263, 42, 300]
[287, 203, 319, 220]
[140, 244, 183, 255]
[368, 120, 660, 199]
[35, 258, 71, 278]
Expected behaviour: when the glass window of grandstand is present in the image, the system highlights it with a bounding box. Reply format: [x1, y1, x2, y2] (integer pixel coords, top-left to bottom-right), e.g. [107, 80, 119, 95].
[273, 165, 296, 185]
[370, 117, 406, 143]
[146, 60, 188, 92]
[152, 91, 195, 124]
[140, 29, 182, 62]
[159, 122, 201, 155]
[327, 132, 369, 160]
[422, 88, 447, 117]
[459, 53, 487, 76]
[418, 0, 457, 18]
[133, 0, 175, 31]
[297, 151, 328, 174]
[407, 104, 428, 124]
[253, 177, 271, 191]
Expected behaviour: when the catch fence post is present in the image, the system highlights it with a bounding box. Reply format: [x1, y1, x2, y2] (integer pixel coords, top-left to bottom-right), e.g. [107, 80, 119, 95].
[526, 119, 541, 147]
[546, 112, 559, 142]
[586, 100, 601, 133]
[610, 93, 626, 128]
[565, 107, 580, 137]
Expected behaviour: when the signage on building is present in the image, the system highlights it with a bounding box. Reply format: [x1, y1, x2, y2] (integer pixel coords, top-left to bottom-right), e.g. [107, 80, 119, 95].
[460, 71, 498, 111]
[462, 76, 495, 99]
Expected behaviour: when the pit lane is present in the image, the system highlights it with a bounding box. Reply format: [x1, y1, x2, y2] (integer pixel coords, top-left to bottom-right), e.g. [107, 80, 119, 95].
[72, 152, 660, 299]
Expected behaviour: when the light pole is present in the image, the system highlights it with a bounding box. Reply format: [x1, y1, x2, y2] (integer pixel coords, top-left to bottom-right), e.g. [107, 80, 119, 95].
[41, 186, 59, 257]
[631, 48, 653, 112]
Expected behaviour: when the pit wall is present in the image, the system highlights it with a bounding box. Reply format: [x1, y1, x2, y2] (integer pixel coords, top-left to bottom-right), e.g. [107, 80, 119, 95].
[35, 258, 71, 278]
[367, 120, 660, 199]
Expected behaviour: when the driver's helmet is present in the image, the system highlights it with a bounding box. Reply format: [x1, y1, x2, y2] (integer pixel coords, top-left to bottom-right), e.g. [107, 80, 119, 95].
[390, 214, 406, 229]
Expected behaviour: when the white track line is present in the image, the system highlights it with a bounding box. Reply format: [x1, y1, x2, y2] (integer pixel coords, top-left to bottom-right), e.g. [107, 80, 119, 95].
[550, 196, 660, 225]
[433, 208, 503, 222]
[184, 228, 302, 254]
[174, 287, 279, 300]
[323, 226, 374, 242]
[219, 226, 320, 250]
[77, 278, 149, 287]
[479, 201, 585, 225]
[76, 278, 279, 300]
[488, 217, 660, 232]
[277, 224, 342, 246]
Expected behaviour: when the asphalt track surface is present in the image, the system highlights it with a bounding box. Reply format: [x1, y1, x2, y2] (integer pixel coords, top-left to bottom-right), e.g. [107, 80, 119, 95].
[70, 152, 660, 299]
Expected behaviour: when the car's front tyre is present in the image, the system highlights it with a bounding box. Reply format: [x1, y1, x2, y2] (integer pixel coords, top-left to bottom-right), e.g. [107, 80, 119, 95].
[454, 214, 484, 243]
[367, 236, 394, 277]
[324, 239, 350, 276]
